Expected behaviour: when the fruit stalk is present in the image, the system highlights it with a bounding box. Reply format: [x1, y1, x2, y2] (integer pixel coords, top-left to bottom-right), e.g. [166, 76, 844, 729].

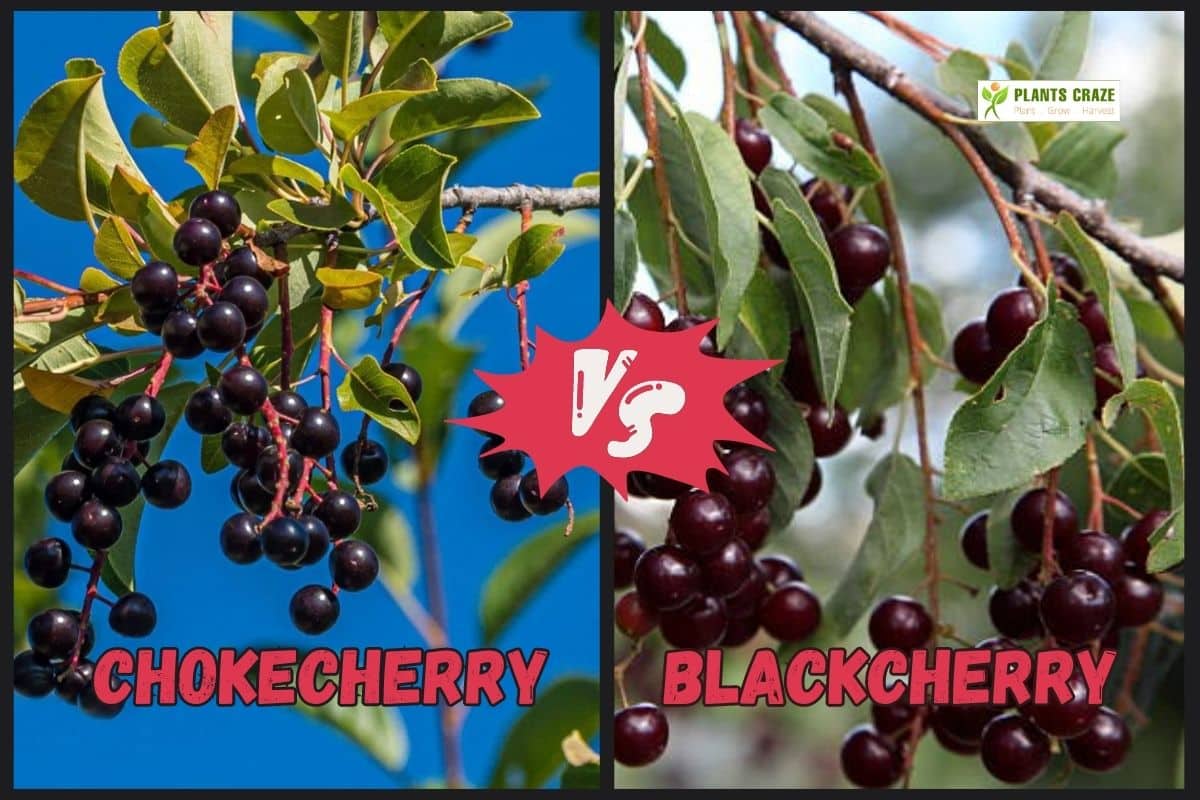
[67, 553, 107, 670]
[712, 12, 737, 134]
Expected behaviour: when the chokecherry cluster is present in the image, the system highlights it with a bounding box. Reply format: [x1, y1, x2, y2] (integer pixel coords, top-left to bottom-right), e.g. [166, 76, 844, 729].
[951, 251, 1133, 413]
[15, 393, 180, 717]
[613, 290, 827, 768]
[840, 493, 1166, 786]
[465, 389, 571, 523]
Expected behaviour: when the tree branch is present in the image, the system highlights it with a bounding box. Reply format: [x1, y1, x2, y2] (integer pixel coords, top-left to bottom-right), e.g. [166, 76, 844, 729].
[766, 10, 1185, 284]
[252, 184, 599, 247]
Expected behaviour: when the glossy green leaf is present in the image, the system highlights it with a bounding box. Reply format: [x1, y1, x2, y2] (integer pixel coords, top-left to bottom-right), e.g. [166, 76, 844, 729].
[986, 486, 1039, 588]
[1056, 212, 1137, 383]
[772, 199, 851, 403]
[821, 454, 924, 639]
[184, 105, 238, 189]
[323, 59, 437, 141]
[1038, 123, 1125, 199]
[15, 61, 143, 221]
[489, 677, 600, 789]
[267, 193, 357, 230]
[199, 434, 227, 474]
[943, 300, 1094, 499]
[389, 79, 539, 147]
[136, 192, 190, 272]
[613, 208, 637, 312]
[1036, 11, 1091, 80]
[375, 11, 510, 88]
[644, 16, 686, 88]
[102, 380, 196, 594]
[480, 511, 598, 644]
[750, 377, 814, 533]
[373, 145, 457, 271]
[118, 14, 238, 135]
[296, 11, 363, 85]
[337, 355, 420, 443]
[226, 153, 325, 189]
[676, 109, 759, 347]
[1102, 379, 1185, 571]
[93, 218, 144, 279]
[794, 99, 884, 227]
[255, 57, 320, 154]
[504, 224, 566, 286]
[759, 92, 883, 187]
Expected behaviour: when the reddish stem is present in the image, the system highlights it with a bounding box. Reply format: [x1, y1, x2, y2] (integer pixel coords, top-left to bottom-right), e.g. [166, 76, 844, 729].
[68, 553, 107, 669]
[146, 352, 174, 398]
[259, 399, 292, 524]
[1084, 431, 1106, 531]
[1039, 469, 1062, 582]
[14, 269, 79, 295]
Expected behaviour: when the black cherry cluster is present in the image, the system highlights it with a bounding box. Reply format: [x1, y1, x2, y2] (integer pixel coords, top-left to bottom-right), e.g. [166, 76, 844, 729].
[612, 291, 825, 768]
[15, 392, 182, 717]
[840, 492, 1166, 786]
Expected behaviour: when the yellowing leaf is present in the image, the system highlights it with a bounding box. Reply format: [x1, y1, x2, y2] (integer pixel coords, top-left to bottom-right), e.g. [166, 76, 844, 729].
[79, 267, 122, 293]
[323, 59, 437, 141]
[184, 105, 238, 189]
[317, 267, 382, 309]
[20, 367, 109, 414]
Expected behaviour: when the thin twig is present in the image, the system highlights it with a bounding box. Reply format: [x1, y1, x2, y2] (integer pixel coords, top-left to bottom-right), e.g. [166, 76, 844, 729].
[748, 13, 797, 96]
[837, 70, 941, 636]
[629, 11, 688, 314]
[766, 11, 1184, 285]
[1085, 431, 1105, 531]
[713, 12, 737, 134]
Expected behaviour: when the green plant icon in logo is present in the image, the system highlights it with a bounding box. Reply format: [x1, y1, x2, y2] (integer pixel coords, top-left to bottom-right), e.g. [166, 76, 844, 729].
[980, 81, 1007, 119]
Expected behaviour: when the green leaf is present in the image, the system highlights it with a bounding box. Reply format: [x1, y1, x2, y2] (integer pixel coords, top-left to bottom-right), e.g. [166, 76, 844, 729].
[1036, 11, 1091, 80]
[480, 511, 598, 643]
[504, 224, 566, 285]
[249, 295, 322, 383]
[772, 200, 852, 403]
[129, 113, 197, 149]
[102, 380, 197, 594]
[820, 454, 924, 639]
[1056, 212, 1137, 383]
[1104, 454, 1170, 535]
[375, 11, 511, 88]
[1004, 41, 1035, 79]
[296, 11, 364, 85]
[316, 267, 383, 311]
[401, 322, 477, 477]
[489, 677, 600, 789]
[255, 57, 320, 155]
[323, 59, 437, 141]
[295, 700, 407, 773]
[735, 271, 790, 375]
[200, 434, 227, 474]
[759, 92, 883, 187]
[986, 487, 1039, 588]
[676, 110, 759, 347]
[838, 280, 944, 419]
[936, 50, 989, 109]
[792, 99, 885, 227]
[93, 218, 144, 279]
[389, 79, 540, 147]
[373, 145, 457, 271]
[560, 763, 600, 789]
[267, 193, 357, 230]
[613, 208, 638, 313]
[226, 153, 326, 189]
[336, 355, 420, 443]
[1038, 123, 1125, 199]
[943, 300, 1094, 499]
[136, 192, 190, 272]
[355, 506, 419, 596]
[750, 377, 814, 533]
[1102, 379, 1184, 571]
[118, 14, 238, 136]
[15, 62, 144, 221]
[572, 171, 599, 188]
[14, 312, 103, 375]
[184, 105, 238, 189]
[644, 17, 687, 88]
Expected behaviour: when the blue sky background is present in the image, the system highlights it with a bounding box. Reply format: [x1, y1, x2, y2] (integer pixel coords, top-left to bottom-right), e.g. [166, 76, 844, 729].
[13, 11, 599, 788]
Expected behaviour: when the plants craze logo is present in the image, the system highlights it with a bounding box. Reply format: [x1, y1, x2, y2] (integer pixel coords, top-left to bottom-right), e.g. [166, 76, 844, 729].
[450, 303, 778, 496]
[976, 80, 1120, 122]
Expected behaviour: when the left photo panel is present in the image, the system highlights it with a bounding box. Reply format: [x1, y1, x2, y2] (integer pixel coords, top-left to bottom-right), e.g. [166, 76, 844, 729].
[11, 10, 601, 790]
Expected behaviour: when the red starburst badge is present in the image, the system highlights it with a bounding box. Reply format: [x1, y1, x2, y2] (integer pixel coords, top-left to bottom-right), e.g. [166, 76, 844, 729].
[448, 303, 779, 498]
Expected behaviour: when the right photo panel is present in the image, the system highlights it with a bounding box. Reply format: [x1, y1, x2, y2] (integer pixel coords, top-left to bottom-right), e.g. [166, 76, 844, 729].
[612, 10, 1184, 790]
